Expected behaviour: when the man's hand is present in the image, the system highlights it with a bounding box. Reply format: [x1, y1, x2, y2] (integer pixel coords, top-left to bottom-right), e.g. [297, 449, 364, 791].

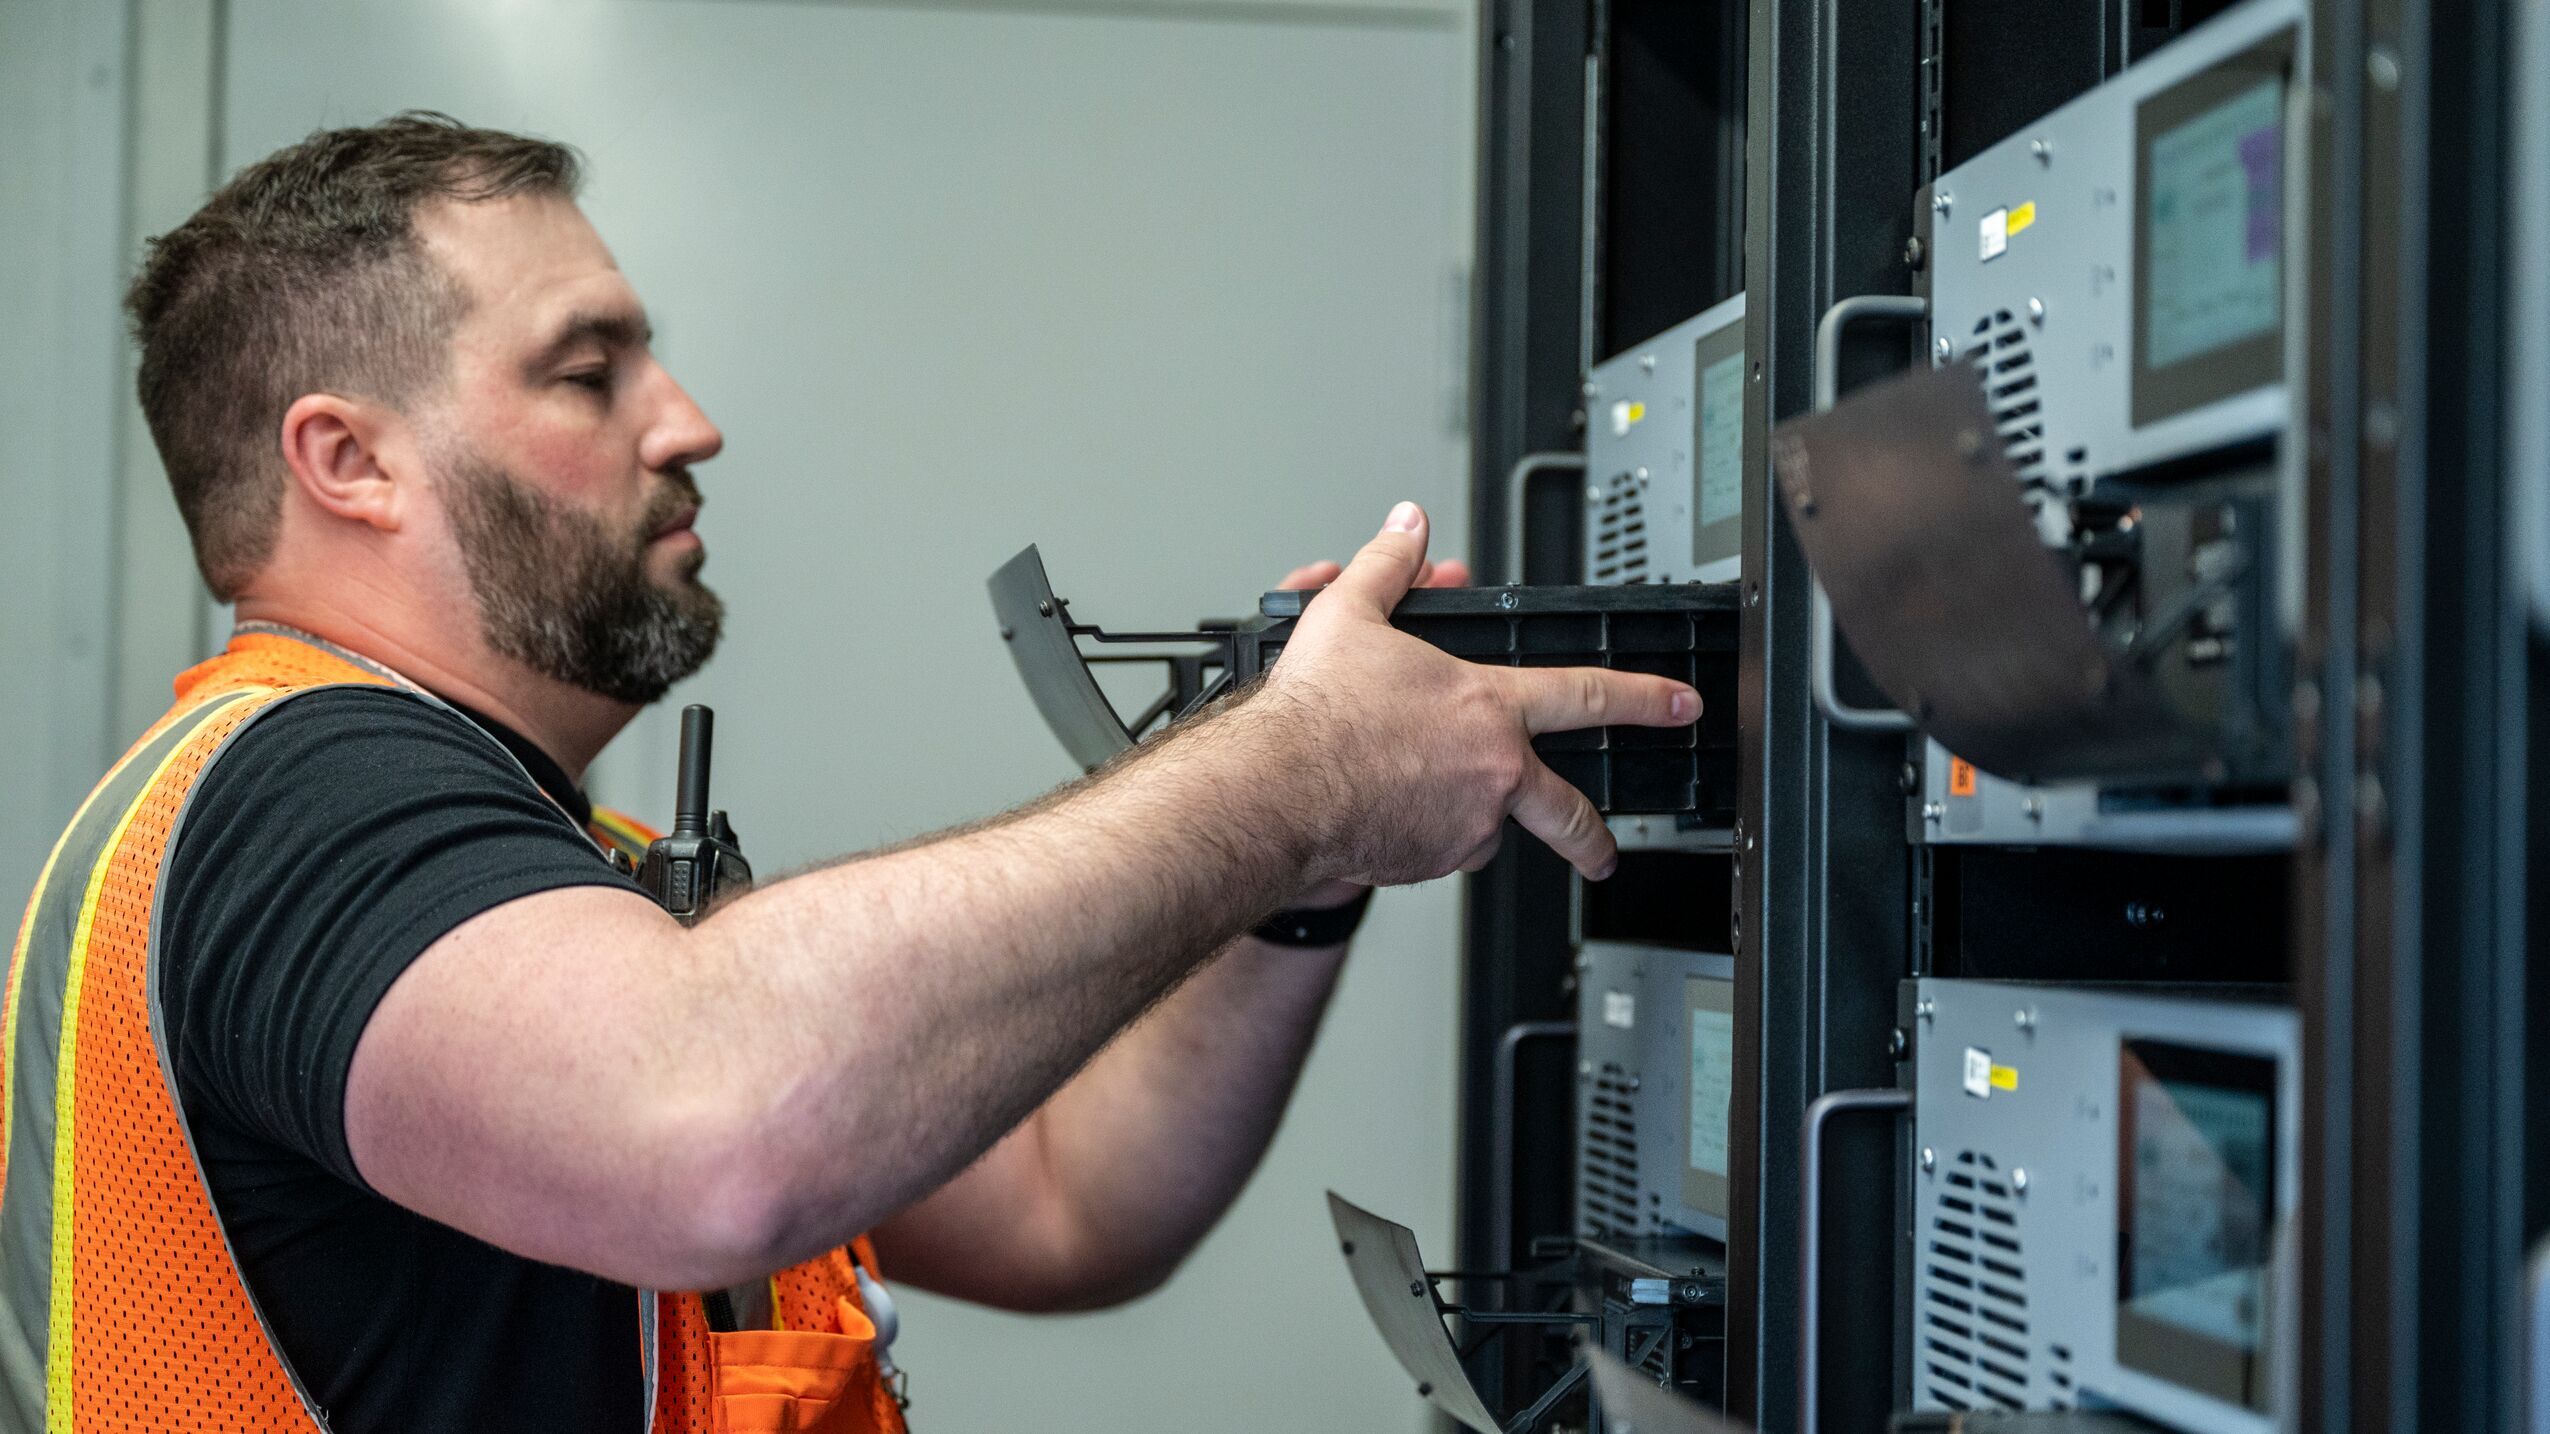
[1246, 501, 1698, 886]
[1270, 549, 1472, 910]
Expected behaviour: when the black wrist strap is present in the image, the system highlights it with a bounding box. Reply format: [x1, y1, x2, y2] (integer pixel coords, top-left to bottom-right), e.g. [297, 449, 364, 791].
[1251, 887, 1374, 947]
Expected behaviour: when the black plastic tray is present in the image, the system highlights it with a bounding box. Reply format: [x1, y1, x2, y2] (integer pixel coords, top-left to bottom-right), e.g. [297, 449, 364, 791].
[989, 545, 1740, 819]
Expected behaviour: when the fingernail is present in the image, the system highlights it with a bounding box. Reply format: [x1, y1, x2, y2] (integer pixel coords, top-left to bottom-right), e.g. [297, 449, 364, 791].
[1384, 501, 1421, 532]
[1591, 857, 1618, 881]
[1670, 689, 1697, 721]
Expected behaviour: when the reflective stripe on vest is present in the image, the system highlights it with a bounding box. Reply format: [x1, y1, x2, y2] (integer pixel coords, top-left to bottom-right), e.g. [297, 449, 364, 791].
[0, 633, 904, 1433]
[0, 688, 319, 1431]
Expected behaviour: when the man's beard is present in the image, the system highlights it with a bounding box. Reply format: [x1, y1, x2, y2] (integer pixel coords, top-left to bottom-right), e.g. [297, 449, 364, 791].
[443, 454, 724, 706]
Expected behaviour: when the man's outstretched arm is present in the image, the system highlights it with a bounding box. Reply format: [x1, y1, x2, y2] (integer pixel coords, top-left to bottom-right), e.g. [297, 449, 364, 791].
[868, 558, 1470, 1313]
[342, 504, 1696, 1292]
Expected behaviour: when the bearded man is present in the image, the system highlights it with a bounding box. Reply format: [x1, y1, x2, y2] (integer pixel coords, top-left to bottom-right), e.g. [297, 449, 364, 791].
[0, 113, 1696, 1432]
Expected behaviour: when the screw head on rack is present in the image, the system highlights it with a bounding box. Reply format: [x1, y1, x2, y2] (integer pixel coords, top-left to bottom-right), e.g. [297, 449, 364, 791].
[1921, 1147, 1937, 1173]
[2011, 1168, 2030, 1195]
[1934, 337, 1954, 363]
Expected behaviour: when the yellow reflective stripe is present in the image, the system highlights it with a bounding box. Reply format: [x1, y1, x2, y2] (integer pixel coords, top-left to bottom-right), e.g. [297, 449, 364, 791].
[44, 694, 258, 1430]
[0, 797, 91, 1198]
[1, 707, 228, 1204]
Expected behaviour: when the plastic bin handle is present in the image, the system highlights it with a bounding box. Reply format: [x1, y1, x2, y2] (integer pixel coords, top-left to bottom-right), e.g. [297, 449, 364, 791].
[1808, 296, 1930, 732]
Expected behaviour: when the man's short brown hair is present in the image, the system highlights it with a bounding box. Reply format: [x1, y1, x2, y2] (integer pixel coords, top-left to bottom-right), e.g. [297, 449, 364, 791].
[127, 111, 583, 600]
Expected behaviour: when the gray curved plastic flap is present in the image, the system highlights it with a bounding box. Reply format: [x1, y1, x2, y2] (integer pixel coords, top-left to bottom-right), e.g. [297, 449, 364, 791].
[1326, 1192, 1503, 1434]
[988, 545, 1134, 773]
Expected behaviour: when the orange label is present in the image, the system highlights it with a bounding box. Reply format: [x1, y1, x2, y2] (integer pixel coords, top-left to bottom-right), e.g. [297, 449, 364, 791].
[1948, 758, 1978, 797]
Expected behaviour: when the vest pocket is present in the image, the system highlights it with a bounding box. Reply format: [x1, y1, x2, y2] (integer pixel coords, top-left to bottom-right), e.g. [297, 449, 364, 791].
[708, 1300, 879, 1434]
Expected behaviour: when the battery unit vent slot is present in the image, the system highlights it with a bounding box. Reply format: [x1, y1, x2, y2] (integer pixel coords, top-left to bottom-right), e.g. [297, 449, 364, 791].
[1921, 1150, 2036, 1411]
[1591, 472, 1651, 585]
[1579, 1063, 1642, 1237]
[1962, 313, 2055, 487]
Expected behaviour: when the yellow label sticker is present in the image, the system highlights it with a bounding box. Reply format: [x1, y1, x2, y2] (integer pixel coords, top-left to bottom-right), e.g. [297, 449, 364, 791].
[1627, 401, 1647, 422]
[2008, 201, 2037, 236]
[1989, 1064, 2019, 1092]
[1949, 757, 1978, 797]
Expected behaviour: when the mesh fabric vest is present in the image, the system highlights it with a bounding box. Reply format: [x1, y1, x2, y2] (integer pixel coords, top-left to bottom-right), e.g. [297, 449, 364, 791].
[0, 631, 906, 1433]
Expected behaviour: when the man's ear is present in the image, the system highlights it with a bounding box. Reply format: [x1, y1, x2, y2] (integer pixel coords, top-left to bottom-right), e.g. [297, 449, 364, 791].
[279, 392, 410, 532]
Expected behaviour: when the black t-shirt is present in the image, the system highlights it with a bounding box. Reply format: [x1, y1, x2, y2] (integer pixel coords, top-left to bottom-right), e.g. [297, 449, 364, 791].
[157, 685, 651, 1433]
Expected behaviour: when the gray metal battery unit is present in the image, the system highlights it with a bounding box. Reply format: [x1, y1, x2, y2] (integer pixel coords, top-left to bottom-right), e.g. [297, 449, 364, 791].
[1584, 293, 1748, 588]
[1906, 979, 2297, 1434]
[1576, 941, 1736, 1243]
[1913, 0, 2301, 851]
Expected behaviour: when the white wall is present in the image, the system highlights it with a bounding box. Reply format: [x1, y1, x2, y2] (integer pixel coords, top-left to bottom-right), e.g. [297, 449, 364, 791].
[213, 2, 1476, 1430]
[0, 0, 130, 890]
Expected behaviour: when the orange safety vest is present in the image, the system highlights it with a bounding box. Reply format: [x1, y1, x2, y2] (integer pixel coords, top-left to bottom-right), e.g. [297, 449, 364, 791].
[0, 630, 908, 1433]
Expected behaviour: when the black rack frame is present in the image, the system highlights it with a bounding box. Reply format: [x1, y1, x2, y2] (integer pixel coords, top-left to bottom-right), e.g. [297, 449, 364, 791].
[1463, 0, 2541, 1430]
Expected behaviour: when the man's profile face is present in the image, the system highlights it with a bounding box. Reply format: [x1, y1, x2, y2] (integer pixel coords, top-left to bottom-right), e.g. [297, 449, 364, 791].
[411, 193, 726, 705]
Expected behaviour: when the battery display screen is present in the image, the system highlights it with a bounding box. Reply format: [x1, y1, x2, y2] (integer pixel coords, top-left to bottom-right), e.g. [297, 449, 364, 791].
[2115, 1038, 2277, 1411]
[2145, 78, 2283, 368]
[1697, 350, 1746, 530]
[1690, 317, 1746, 574]
[1681, 976, 1734, 1224]
[2131, 32, 2294, 427]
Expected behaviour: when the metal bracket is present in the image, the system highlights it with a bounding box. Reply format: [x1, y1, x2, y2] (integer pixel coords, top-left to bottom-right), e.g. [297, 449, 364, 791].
[1587, 1346, 1754, 1433]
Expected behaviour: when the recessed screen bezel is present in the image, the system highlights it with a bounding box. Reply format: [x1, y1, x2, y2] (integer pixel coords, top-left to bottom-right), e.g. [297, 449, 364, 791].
[1679, 974, 1736, 1226]
[2113, 1036, 2280, 1413]
[1690, 319, 1747, 574]
[2130, 29, 2297, 430]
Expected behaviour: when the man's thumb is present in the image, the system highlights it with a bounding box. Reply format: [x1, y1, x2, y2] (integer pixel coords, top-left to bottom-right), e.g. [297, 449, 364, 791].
[1321, 501, 1430, 618]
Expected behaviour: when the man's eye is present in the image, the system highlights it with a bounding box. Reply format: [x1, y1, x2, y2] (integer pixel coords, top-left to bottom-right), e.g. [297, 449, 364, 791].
[563, 369, 611, 393]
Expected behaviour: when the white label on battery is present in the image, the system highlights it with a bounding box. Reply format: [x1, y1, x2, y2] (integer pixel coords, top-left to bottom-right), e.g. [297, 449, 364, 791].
[1963, 1046, 1995, 1099]
[1604, 991, 1637, 1029]
[1980, 207, 2010, 261]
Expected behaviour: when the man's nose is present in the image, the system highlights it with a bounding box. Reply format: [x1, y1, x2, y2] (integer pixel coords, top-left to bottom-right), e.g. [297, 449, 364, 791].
[642, 364, 724, 473]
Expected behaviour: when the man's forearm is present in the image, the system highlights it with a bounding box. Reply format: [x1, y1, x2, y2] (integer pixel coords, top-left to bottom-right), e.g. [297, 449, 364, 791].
[675, 694, 1328, 1273]
[1037, 929, 1351, 1296]
[874, 927, 1352, 1309]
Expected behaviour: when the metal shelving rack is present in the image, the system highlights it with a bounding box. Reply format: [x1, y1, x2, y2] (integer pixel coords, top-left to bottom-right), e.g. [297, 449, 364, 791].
[1456, 0, 2543, 1429]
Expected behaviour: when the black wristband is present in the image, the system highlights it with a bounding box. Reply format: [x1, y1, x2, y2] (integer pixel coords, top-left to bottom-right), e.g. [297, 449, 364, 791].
[1251, 887, 1374, 947]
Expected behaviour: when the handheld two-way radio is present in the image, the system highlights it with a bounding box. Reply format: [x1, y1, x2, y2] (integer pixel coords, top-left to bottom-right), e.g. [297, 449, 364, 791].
[635, 705, 765, 1332]
[635, 705, 753, 925]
